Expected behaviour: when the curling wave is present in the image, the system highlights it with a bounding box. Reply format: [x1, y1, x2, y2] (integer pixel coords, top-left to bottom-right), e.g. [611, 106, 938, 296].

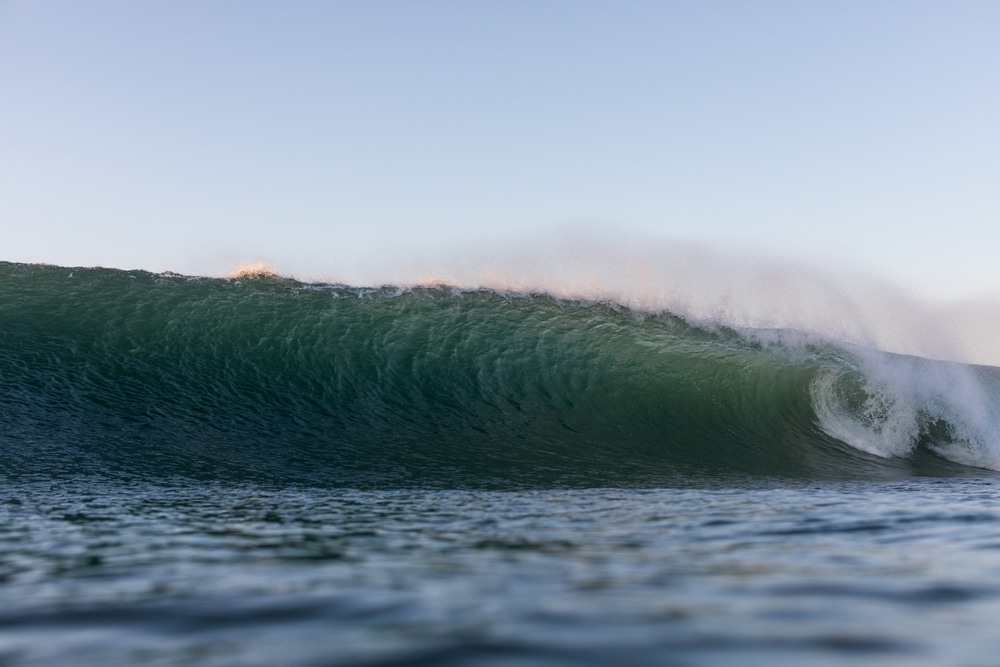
[1, 262, 999, 487]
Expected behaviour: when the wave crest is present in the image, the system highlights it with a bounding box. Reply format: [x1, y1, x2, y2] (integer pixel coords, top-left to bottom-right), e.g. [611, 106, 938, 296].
[1, 261, 998, 486]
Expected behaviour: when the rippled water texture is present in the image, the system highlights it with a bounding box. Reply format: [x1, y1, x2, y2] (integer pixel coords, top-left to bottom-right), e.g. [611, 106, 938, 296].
[3, 478, 1000, 666]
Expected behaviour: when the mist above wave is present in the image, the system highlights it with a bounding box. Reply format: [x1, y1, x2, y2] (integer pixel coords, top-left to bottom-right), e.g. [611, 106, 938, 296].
[256, 233, 998, 368]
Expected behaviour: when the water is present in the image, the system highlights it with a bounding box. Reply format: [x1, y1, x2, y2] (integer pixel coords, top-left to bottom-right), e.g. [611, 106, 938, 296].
[4, 261, 1000, 664]
[3, 479, 1000, 665]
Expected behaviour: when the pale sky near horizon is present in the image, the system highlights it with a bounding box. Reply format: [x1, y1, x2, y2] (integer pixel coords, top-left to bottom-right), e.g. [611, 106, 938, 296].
[1, 1, 998, 300]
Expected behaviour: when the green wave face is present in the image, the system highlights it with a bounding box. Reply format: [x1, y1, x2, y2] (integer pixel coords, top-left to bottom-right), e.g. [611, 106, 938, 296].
[1, 262, 997, 487]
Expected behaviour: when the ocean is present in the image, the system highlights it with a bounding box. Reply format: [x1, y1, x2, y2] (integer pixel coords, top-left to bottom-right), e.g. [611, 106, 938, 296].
[2, 260, 1000, 665]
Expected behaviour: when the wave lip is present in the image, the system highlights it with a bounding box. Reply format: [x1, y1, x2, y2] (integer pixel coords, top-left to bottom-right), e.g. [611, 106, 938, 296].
[1, 261, 998, 486]
[812, 350, 1000, 470]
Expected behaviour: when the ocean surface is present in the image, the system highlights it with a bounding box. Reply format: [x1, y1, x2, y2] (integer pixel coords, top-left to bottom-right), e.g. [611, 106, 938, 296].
[2, 261, 1000, 665]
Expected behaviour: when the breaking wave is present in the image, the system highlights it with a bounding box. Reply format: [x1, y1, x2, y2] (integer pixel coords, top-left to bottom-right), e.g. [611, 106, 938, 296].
[2, 261, 999, 487]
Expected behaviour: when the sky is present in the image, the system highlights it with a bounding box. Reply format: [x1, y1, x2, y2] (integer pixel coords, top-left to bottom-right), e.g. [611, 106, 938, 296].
[1, 1, 999, 301]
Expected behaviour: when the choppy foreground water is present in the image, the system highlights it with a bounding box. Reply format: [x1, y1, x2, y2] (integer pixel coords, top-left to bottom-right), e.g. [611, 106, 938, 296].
[3, 477, 1000, 666]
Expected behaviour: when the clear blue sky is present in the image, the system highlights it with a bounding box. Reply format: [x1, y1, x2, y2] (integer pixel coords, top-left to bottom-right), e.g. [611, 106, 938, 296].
[2, 1, 998, 299]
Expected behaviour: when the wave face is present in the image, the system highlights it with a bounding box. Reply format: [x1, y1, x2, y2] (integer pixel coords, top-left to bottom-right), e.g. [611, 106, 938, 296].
[2, 262, 999, 487]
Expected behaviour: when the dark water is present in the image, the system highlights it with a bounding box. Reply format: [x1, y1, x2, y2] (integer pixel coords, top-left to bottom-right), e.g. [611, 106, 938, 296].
[3, 262, 1000, 664]
[3, 479, 1000, 666]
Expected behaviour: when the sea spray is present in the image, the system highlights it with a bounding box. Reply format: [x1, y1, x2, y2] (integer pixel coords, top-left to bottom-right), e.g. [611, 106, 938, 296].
[302, 234, 998, 366]
[812, 348, 1000, 468]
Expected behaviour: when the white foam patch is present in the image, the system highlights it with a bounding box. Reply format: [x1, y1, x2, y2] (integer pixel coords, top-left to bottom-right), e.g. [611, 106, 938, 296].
[811, 348, 1000, 469]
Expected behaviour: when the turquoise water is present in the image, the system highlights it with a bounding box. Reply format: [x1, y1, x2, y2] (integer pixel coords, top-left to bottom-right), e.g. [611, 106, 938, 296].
[3, 262, 1000, 664]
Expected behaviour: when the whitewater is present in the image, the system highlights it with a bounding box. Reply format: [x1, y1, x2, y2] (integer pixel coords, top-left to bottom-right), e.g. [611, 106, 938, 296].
[2, 251, 1000, 666]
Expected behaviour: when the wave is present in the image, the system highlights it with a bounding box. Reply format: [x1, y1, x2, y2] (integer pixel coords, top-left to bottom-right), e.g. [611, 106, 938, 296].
[2, 261, 999, 487]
